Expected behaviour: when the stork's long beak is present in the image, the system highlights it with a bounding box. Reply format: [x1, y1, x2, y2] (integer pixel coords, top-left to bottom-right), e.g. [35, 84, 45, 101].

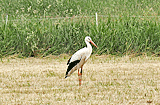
[90, 41, 97, 48]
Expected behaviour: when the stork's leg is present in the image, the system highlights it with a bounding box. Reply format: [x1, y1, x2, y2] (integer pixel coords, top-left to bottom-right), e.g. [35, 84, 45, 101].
[78, 67, 82, 86]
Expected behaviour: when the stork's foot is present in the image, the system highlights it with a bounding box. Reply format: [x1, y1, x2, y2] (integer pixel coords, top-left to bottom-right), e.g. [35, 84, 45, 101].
[79, 79, 81, 86]
[78, 73, 82, 86]
[78, 69, 82, 86]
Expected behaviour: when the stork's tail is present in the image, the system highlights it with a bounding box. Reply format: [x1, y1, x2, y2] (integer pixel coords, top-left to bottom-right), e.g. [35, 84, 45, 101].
[65, 71, 69, 78]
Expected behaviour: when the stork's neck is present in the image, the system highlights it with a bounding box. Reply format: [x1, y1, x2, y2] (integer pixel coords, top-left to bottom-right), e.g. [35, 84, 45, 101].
[86, 41, 92, 53]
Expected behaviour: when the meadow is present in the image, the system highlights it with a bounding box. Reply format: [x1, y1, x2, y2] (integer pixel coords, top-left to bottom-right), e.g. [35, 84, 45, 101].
[0, 0, 160, 57]
[0, 55, 160, 104]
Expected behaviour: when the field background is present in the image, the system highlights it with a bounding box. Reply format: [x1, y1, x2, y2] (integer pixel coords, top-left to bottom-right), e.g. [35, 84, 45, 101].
[0, 0, 160, 57]
[0, 0, 160, 104]
[0, 55, 160, 104]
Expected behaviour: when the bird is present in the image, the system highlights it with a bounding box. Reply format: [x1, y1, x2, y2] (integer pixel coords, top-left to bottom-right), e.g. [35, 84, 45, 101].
[65, 36, 97, 86]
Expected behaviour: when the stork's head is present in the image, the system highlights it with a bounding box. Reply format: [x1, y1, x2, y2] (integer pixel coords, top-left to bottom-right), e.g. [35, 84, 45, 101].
[85, 36, 97, 48]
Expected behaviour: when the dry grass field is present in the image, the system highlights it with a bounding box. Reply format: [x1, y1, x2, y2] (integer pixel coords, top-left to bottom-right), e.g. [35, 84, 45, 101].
[0, 55, 160, 105]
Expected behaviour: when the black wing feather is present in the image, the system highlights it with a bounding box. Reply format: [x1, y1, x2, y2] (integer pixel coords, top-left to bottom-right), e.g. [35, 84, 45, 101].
[67, 57, 71, 65]
[65, 59, 81, 77]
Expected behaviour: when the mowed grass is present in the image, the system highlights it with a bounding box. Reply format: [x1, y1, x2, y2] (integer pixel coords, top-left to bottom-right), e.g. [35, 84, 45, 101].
[0, 55, 160, 104]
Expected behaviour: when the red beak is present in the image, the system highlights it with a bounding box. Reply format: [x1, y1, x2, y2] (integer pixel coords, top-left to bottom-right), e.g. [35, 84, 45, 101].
[90, 41, 97, 48]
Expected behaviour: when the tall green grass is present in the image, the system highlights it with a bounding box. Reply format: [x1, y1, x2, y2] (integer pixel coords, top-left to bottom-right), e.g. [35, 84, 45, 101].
[0, 0, 160, 57]
[1, 0, 160, 19]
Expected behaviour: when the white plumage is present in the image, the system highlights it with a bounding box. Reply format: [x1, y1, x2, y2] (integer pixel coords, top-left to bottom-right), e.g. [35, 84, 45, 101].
[65, 36, 97, 86]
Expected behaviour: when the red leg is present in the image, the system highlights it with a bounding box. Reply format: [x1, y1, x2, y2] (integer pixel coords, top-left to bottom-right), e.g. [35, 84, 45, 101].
[78, 69, 80, 76]
[78, 67, 82, 86]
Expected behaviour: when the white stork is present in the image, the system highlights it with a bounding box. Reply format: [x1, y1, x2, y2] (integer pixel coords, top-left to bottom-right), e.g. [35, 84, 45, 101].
[65, 36, 97, 86]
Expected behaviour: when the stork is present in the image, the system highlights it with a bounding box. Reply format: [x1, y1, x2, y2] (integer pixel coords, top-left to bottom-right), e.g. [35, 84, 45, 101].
[65, 36, 97, 86]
